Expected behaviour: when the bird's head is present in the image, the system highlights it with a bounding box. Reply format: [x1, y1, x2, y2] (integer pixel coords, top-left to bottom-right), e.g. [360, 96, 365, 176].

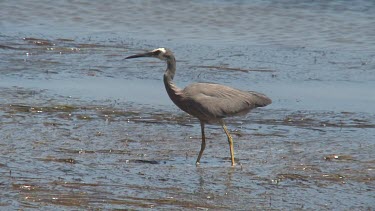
[125, 48, 173, 61]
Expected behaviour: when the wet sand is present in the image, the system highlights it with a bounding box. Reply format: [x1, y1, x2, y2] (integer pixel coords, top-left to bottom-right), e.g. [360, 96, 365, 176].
[1, 1, 375, 210]
[0, 37, 374, 210]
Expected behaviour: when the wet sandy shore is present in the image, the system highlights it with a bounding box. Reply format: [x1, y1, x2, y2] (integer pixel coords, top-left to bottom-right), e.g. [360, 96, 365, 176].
[0, 37, 374, 210]
[1, 0, 375, 209]
[1, 84, 374, 210]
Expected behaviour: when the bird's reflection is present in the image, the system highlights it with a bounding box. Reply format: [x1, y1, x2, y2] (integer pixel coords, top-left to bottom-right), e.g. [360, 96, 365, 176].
[194, 164, 237, 196]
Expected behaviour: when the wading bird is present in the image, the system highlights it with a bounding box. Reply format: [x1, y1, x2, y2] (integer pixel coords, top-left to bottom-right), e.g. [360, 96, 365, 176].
[125, 48, 271, 166]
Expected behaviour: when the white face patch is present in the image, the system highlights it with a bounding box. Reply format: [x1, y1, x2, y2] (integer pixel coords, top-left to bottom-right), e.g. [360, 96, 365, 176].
[152, 48, 166, 53]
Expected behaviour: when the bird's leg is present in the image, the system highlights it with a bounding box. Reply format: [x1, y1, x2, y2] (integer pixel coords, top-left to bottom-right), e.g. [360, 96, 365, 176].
[196, 121, 206, 165]
[221, 120, 235, 166]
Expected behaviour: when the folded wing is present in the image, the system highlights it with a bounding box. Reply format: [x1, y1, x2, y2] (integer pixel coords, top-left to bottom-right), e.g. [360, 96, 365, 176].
[181, 83, 271, 121]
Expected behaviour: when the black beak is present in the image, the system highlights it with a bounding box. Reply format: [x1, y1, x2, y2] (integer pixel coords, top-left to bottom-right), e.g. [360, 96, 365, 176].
[125, 51, 154, 59]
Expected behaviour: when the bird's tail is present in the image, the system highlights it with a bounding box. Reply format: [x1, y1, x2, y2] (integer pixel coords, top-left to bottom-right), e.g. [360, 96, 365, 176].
[248, 91, 272, 107]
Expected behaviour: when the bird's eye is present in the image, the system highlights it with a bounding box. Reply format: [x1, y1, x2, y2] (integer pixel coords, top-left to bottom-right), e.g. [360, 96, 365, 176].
[154, 50, 161, 55]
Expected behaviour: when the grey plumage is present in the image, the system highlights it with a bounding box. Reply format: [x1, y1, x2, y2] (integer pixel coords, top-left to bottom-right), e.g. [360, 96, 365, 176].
[125, 48, 271, 166]
[180, 83, 271, 122]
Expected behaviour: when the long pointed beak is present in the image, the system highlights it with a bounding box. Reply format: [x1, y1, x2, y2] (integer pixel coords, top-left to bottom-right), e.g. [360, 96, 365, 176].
[125, 51, 154, 59]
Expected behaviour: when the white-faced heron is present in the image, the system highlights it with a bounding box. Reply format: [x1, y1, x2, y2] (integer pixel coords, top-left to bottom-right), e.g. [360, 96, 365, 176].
[125, 48, 271, 166]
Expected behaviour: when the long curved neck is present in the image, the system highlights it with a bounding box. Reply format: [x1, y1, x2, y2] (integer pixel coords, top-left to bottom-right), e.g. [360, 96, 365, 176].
[163, 56, 183, 102]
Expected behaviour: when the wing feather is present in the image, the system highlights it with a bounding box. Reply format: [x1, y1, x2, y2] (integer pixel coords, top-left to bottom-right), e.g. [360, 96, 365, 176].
[181, 83, 271, 120]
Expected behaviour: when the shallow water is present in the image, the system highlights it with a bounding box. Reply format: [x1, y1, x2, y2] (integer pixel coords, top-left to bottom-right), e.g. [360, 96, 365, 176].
[1, 0, 375, 210]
